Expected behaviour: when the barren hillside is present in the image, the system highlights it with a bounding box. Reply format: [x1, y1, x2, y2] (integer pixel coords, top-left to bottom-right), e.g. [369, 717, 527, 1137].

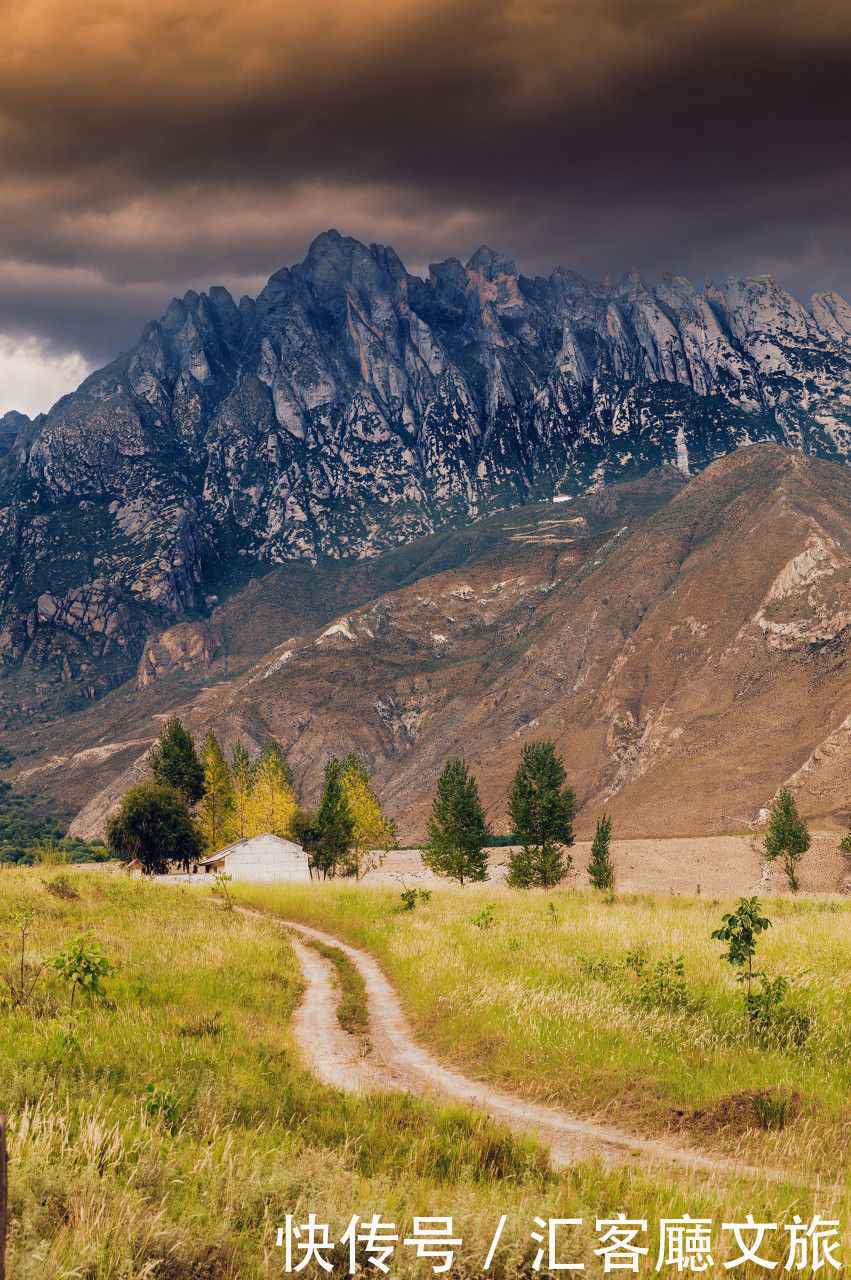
[8, 445, 851, 850]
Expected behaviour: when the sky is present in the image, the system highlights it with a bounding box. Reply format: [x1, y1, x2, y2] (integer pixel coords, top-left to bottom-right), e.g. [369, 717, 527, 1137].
[0, 0, 849, 417]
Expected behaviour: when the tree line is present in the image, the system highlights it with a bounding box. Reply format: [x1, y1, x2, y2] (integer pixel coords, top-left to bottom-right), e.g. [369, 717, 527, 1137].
[106, 718, 818, 891]
[423, 740, 615, 890]
[105, 716, 395, 877]
[421, 748, 816, 892]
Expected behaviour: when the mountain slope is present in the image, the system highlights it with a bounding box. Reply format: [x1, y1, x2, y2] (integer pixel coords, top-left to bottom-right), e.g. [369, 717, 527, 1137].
[14, 445, 851, 847]
[2, 233, 851, 720]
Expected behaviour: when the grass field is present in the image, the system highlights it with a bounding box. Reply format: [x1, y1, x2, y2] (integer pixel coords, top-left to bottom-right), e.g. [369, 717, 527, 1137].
[232, 882, 851, 1182]
[1, 869, 848, 1277]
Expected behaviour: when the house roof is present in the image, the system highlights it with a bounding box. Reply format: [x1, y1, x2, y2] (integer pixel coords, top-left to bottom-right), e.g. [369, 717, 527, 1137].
[199, 832, 307, 866]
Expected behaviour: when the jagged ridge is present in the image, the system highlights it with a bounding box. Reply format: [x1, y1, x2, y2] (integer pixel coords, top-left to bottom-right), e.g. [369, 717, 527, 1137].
[1, 230, 851, 705]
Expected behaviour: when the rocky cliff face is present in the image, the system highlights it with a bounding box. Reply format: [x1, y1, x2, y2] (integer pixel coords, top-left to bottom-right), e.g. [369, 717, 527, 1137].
[2, 230, 851, 709]
[0, 411, 29, 458]
[47, 448, 851, 856]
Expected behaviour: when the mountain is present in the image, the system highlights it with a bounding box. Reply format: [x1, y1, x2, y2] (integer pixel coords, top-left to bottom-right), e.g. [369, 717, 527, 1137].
[11, 445, 851, 855]
[0, 410, 29, 457]
[2, 231, 851, 723]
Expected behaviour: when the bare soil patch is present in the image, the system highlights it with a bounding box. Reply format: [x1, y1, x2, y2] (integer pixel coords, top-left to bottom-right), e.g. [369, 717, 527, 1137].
[362, 834, 848, 896]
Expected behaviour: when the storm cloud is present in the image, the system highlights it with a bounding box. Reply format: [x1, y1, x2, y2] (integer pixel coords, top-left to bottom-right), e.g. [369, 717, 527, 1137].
[0, 0, 849, 380]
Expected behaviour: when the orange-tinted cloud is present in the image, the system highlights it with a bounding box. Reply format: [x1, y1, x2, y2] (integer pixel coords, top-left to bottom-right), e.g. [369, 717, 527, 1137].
[0, 0, 848, 360]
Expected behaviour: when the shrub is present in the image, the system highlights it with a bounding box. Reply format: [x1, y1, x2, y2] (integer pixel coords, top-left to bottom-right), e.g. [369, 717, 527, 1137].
[399, 888, 432, 912]
[44, 873, 78, 900]
[636, 955, 688, 1010]
[748, 974, 811, 1047]
[143, 1083, 181, 1134]
[471, 905, 496, 929]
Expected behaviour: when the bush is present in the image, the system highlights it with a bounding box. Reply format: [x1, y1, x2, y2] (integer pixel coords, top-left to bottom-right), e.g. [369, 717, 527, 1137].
[143, 1083, 181, 1134]
[398, 888, 432, 912]
[748, 974, 811, 1047]
[44, 873, 78, 900]
[636, 955, 688, 1010]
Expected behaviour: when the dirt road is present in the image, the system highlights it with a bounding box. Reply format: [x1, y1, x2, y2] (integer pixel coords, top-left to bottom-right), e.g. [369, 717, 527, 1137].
[239, 907, 780, 1181]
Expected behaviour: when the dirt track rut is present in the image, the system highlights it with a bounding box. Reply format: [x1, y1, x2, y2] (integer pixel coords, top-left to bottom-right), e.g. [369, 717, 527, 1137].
[239, 907, 778, 1180]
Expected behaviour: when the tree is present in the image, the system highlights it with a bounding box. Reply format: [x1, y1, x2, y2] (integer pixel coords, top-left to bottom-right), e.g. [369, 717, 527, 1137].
[247, 743, 299, 838]
[311, 757, 355, 879]
[763, 787, 810, 892]
[587, 813, 615, 891]
[340, 751, 397, 879]
[105, 780, 204, 874]
[147, 715, 204, 805]
[50, 932, 113, 1028]
[253, 737, 294, 791]
[711, 896, 771, 1001]
[289, 808, 323, 879]
[199, 731, 233, 852]
[422, 757, 491, 885]
[228, 741, 252, 842]
[506, 740, 575, 888]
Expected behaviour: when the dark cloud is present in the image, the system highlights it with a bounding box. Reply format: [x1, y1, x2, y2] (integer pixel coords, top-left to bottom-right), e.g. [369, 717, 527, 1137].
[0, 0, 849, 364]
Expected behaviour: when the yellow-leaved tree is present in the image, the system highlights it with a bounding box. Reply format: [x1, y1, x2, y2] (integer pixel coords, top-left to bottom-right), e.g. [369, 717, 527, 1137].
[340, 751, 396, 880]
[226, 741, 252, 844]
[246, 738, 299, 838]
[199, 730, 233, 852]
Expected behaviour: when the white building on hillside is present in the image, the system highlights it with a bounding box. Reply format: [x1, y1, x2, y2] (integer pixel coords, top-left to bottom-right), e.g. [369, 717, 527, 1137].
[199, 833, 311, 882]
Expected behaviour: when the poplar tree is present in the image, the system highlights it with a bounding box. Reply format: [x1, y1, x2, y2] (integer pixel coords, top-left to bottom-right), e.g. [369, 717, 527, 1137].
[763, 787, 810, 892]
[340, 751, 397, 879]
[587, 813, 615, 891]
[199, 731, 233, 852]
[147, 715, 204, 804]
[312, 756, 355, 878]
[228, 741, 252, 842]
[253, 737, 294, 791]
[506, 739, 575, 888]
[422, 757, 491, 885]
[248, 741, 298, 838]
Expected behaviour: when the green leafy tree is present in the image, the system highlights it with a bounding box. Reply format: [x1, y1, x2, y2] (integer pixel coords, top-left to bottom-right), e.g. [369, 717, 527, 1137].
[289, 808, 323, 878]
[711, 896, 771, 1000]
[106, 780, 204, 874]
[422, 757, 491, 885]
[147, 715, 204, 805]
[763, 787, 810, 892]
[587, 813, 615, 891]
[199, 731, 233, 852]
[50, 932, 113, 1027]
[506, 740, 575, 888]
[311, 757, 355, 879]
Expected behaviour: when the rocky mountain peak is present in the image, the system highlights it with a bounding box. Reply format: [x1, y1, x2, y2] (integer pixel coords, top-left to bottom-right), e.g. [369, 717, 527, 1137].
[0, 409, 30, 455]
[465, 244, 518, 279]
[2, 234, 851, 721]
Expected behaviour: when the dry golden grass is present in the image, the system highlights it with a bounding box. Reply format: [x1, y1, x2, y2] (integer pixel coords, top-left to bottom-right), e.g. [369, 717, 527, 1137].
[3, 868, 848, 1276]
[234, 882, 851, 1183]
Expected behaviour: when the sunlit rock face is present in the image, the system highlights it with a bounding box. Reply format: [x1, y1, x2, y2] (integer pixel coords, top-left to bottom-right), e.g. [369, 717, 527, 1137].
[2, 230, 851, 694]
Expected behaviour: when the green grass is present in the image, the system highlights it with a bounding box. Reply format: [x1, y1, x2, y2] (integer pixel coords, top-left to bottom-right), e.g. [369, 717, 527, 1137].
[304, 937, 370, 1039]
[3, 869, 848, 1276]
[233, 882, 851, 1183]
[0, 869, 550, 1276]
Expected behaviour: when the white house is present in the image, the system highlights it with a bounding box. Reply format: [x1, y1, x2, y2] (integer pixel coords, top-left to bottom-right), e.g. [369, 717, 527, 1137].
[199, 832, 311, 882]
